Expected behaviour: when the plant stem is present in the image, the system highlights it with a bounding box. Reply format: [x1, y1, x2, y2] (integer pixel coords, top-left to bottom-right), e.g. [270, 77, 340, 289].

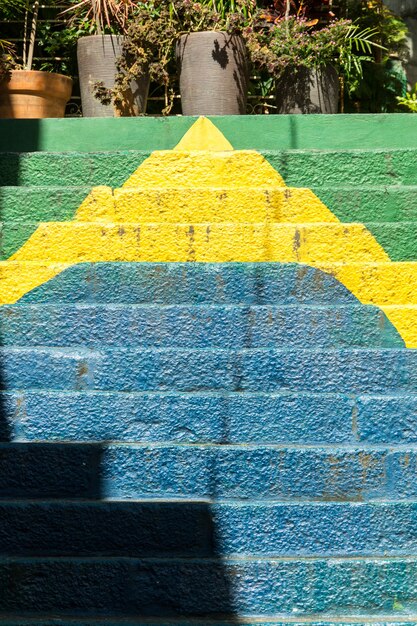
[285, 0, 290, 35]
[92, 0, 102, 35]
[26, 0, 39, 71]
[285, 0, 290, 20]
[22, 6, 28, 67]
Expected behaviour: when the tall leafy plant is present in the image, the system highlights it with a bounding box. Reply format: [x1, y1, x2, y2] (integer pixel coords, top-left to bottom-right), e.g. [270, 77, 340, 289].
[103, 0, 254, 114]
[338, 0, 409, 112]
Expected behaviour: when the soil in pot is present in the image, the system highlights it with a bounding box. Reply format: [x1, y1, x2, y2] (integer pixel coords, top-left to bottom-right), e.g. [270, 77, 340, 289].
[77, 34, 149, 117]
[176, 31, 249, 116]
[276, 65, 339, 114]
[0, 70, 73, 118]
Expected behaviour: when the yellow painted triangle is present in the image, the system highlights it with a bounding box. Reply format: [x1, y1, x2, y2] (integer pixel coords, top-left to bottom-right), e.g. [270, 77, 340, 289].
[3, 116, 417, 348]
[121, 117, 284, 189]
[173, 117, 233, 151]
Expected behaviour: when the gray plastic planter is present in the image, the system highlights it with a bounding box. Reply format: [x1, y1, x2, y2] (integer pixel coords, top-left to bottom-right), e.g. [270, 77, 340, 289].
[176, 31, 249, 115]
[77, 34, 149, 117]
[276, 65, 339, 114]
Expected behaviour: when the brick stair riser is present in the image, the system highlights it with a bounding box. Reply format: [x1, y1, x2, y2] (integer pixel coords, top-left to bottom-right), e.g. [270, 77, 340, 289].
[0, 558, 417, 616]
[0, 442, 415, 501]
[1, 347, 416, 394]
[0, 304, 401, 349]
[2, 501, 417, 557]
[1, 150, 417, 187]
[17, 263, 358, 305]
[2, 390, 417, 445]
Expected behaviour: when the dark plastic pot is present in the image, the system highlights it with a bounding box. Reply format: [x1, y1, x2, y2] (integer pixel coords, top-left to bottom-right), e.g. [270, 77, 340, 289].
[276, 65, 339, 114]
[77, 34, 149, 117]
[176, 31, 249, 115]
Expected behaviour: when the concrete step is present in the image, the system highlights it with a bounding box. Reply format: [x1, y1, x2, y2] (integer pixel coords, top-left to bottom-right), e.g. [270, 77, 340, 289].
[1, 112, 417, 153]
[3, 222, 390, 264]
[3, 219, 417, 263]
[1, 187, 337, 225]
[1, 500, 417, 557]
[1, 148, 417, 187]
[0, 152, 147, 188]
[1, 347, 415, 394]
[0, 442, 413, 501]
[0, 556, 416, 617]
[0, 304, 401, 349]
[314, 186, 417, 223]
[0, 186, 91, 222]
[0, 614, 417, 626]
[2, 184, 417, 224]
[265, 149, 417, 187]
[1, 389, 413, 446]
[17, 263, 359, 305]
[0, 613, 417, 626]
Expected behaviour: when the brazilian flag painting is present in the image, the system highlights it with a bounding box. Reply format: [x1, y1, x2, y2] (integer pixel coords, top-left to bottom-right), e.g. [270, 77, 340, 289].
[1, 116, 417, 620]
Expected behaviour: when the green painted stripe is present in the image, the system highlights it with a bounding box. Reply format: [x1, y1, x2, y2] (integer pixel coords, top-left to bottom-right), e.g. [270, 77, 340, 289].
[1, 149, 416, 187]
[0, 117, 196, 153]
[313, 186, 417, 223]
[0, 187, 90, 222]
[362, 223, 417, 262]
[1, 114, 417, 152]
[265, 149, 417, 187]
[0, 152, 149, 187]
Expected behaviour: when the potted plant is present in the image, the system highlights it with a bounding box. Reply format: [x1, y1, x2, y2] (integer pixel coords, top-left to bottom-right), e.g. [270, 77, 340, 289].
[64, 0, 149, 116]
[115, 0, 255, 117]
[0, 0, 73, 118]
[244, 7, 383, 114]
[173, 0, 255, 115]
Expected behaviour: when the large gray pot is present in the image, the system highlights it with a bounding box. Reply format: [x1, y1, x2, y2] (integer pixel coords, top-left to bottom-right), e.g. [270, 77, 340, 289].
[276, 65, 339, 114]
[176, 31, 249, 115]
[77, 34, 149, 117]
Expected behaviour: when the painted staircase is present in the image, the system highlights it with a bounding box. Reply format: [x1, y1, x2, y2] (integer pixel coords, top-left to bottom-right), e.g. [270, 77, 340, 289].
[1, 115, 417, 624]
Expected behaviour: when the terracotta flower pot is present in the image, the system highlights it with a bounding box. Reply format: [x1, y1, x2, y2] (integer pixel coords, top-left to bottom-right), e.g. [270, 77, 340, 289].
[0, 70, 73, 119]
[176, 31, 249, 115]
[77, 34, 150, 117]
[276, 65, 339, 114]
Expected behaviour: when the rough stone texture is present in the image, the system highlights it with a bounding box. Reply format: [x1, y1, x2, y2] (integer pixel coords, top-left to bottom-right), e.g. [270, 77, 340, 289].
[1, 116, 417, 623]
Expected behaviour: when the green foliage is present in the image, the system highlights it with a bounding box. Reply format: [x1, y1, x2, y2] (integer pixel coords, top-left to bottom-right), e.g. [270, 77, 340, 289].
[397, 83, 417, 113]
[244, 14, 382, 91]
[36, 21, 78, 75]
[0, 0, 26, 76]
[338, 1, 409, 112]
[0, 0, 70, 74]
[98, 0, 254, 115]
[339, 0, 409, 58]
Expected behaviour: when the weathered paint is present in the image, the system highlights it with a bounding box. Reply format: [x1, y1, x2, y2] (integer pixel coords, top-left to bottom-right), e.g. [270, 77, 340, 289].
[2, 115, 417, 622]
[2, 118, 417, 347]
[1, 557, 417, 616]
[1, 500, 417, 557]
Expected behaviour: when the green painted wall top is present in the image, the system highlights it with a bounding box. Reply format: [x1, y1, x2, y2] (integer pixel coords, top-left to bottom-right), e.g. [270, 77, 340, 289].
[0, 113, 416, 152]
